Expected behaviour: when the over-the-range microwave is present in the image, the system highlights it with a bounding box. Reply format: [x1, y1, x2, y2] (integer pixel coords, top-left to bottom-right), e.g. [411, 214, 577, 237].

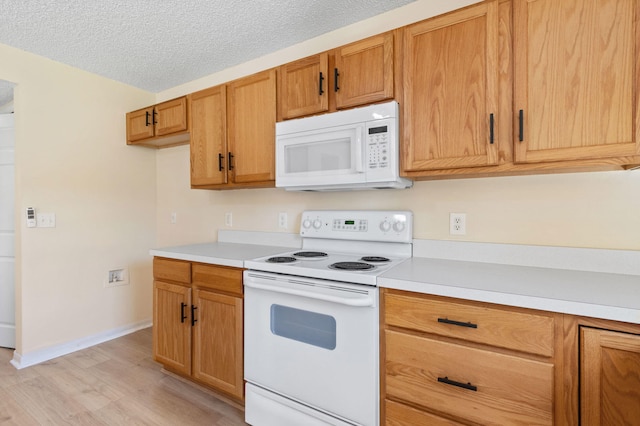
[275, 100, 412, 191]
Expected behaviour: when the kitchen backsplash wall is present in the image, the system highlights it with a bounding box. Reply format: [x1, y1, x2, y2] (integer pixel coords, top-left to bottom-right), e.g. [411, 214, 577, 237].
[157, 145, 640, 251]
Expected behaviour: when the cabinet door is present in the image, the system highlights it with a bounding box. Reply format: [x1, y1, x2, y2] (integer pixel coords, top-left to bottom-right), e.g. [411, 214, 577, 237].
[154, 97, 188, 137]
[227, 69, 276, 184]
[126, 107, 155, 142]
[581, 327, 640, 425]
[514, 0, 640, 163]
[189, 86, 228, 186]
[192, 289, 244, 400]
[279, 53, 329, 119]
[334, 32, 394, 110]
[403, 1, 499, 171]
[153, 281, 191, 375]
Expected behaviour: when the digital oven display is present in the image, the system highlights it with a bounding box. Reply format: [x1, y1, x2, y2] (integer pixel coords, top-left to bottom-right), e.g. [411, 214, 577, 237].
[344, 220, 355, 225]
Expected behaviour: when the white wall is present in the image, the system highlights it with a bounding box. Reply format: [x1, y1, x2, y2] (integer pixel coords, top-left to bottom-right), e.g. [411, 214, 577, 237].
[155, 0, 640, 252]
[0, 42, 157, 357]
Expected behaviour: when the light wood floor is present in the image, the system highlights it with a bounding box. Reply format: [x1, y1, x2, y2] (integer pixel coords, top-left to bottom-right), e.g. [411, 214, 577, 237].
[0, 328, 246, 425]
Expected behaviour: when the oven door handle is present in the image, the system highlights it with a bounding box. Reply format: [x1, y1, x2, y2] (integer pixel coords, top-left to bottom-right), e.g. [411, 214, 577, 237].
[244, 280, 375, 307]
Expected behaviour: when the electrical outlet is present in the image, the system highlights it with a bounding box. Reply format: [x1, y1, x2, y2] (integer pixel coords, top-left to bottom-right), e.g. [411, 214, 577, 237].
[449, 213, 466, 235]
[278, 212, 288, 229]
[225, 212, 233, 227]
[170, 212, 177, 224]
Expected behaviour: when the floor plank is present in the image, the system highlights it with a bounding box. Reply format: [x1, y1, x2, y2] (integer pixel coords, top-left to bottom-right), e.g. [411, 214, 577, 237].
[0, 328, 246, 425]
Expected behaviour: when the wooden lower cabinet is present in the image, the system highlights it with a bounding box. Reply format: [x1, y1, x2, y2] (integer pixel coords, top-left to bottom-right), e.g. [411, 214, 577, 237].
[383, 289, 640, 425]
[382, 289, 559, 425]
[580, 325, 640, 425]
[152, 257, 244, 403]
[192, 289, 243, 399]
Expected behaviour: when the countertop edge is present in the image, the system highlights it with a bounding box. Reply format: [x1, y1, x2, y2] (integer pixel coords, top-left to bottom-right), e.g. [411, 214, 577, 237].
[379, 278, 640, 324]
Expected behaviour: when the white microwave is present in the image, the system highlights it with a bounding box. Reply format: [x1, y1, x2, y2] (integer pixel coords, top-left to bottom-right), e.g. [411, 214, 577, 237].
[275, 101, 412, 191]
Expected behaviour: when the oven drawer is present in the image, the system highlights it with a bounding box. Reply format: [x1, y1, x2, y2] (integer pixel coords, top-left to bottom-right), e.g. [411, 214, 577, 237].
[384, 291, 555, 356]
[385, 330, 554, 426]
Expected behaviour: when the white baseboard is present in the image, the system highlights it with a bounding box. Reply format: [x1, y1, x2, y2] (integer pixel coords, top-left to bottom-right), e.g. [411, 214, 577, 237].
[10, 319, 152, 369]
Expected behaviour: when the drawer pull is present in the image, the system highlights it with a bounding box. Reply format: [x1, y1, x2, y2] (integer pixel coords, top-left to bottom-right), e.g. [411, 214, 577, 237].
[438, 318, 478, 328]
[438, 376, 477, 392]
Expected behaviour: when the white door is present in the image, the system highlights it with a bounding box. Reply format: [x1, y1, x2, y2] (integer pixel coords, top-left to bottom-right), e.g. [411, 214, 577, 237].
[0, 113, 15, 349]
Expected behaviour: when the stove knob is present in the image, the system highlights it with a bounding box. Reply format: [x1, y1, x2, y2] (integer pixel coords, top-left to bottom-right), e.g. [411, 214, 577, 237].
[379, 220, 391, 232]
[302, 219, 312, 229]
[393, 221, 406, 232]
[313, 219, 322, 229]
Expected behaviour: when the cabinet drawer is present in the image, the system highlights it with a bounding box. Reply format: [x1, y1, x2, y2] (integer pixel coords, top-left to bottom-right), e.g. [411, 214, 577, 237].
[385, 292, 555, 356]
[192, 263, 243, 296]
[153, 257, 191, 284]
[385, 399, 465, 426]
[385, 330, 553, 426]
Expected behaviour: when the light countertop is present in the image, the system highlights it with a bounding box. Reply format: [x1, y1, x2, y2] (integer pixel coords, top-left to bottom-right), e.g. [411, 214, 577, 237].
[379, 257, 640, 324]
[149, 242, 293, 268]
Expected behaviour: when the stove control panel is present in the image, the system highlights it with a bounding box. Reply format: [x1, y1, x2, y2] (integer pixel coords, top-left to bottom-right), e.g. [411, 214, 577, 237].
[300, 210, 412, 243]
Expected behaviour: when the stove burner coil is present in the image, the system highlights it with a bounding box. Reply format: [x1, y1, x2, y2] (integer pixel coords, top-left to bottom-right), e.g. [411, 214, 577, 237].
[266, 256, 297, 263]
[293, 251, 328, 258]
[360, 256, 390, 262]
[329, 261, 375, 271]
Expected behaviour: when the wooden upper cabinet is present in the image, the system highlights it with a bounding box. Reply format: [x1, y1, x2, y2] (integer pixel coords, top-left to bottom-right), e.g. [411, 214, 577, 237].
[278, 32, 395, 120]
[403, 1, 499, 172]
[189, 85, 228, 187]
[154, 97, 188, 137]
[126, 96, 189, 147]
[279, 53, 329, 120]
[334, 32, 394, 110]
[227, 69, 277, 184]
[514, 0, 640, 163]
[126, 107, 155, 142]
[580, 326, 640, 425]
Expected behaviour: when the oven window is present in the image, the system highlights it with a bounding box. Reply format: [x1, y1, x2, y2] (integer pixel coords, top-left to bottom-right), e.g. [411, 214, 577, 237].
[270, 304, 336, 350]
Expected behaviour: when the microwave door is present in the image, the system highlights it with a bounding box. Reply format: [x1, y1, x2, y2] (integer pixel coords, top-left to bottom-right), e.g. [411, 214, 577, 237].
[277, 125, 366, 188]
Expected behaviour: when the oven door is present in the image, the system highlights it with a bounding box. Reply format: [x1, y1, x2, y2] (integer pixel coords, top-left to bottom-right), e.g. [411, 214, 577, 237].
[244, 271, 379, 426]
[276, 123, 366, 189]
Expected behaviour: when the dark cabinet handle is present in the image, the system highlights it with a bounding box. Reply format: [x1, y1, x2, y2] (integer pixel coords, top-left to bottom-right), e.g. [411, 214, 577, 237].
[191, 305, 197, 326]
[228, 152, 234, 170]
[438, 376, 477, 392]
[489, 113, 495, 145]
[438, 318, 478, 329]
[218, 153, 224, 171]
[319, 72, 325, 95]
[153, 110, 158, 125]
[145, 111, 151, 127]
[518, 109, 524, 142]
[334, 68, 340, 92]
[180, 302, 187, 323]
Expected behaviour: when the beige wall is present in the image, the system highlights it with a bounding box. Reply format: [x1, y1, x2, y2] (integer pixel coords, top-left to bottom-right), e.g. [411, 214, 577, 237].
[0, 43, 157, 355]
[4, 0, 639, 361]
[156, 0, 640, 252]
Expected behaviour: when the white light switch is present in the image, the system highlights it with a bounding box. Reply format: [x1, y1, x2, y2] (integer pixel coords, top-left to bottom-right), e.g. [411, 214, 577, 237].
[37, 213, 56, 228]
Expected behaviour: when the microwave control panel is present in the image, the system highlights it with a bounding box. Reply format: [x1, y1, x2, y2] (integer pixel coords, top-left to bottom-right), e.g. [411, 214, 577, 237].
[366, 125, 390, 170]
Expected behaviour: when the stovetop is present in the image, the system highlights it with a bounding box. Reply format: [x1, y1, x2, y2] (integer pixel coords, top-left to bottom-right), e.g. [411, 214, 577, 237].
[244, 210, 413, 286]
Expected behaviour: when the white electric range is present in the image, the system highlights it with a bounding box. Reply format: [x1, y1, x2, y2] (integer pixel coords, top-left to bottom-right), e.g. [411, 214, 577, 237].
[244, 210, 412, 426]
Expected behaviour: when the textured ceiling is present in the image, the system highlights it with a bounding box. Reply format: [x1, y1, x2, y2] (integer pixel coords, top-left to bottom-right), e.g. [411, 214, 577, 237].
[0, 0, 417, 97]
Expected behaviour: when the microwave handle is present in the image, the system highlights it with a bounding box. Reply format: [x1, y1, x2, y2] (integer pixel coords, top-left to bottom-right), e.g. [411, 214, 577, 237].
[355, 126, 364, 173]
